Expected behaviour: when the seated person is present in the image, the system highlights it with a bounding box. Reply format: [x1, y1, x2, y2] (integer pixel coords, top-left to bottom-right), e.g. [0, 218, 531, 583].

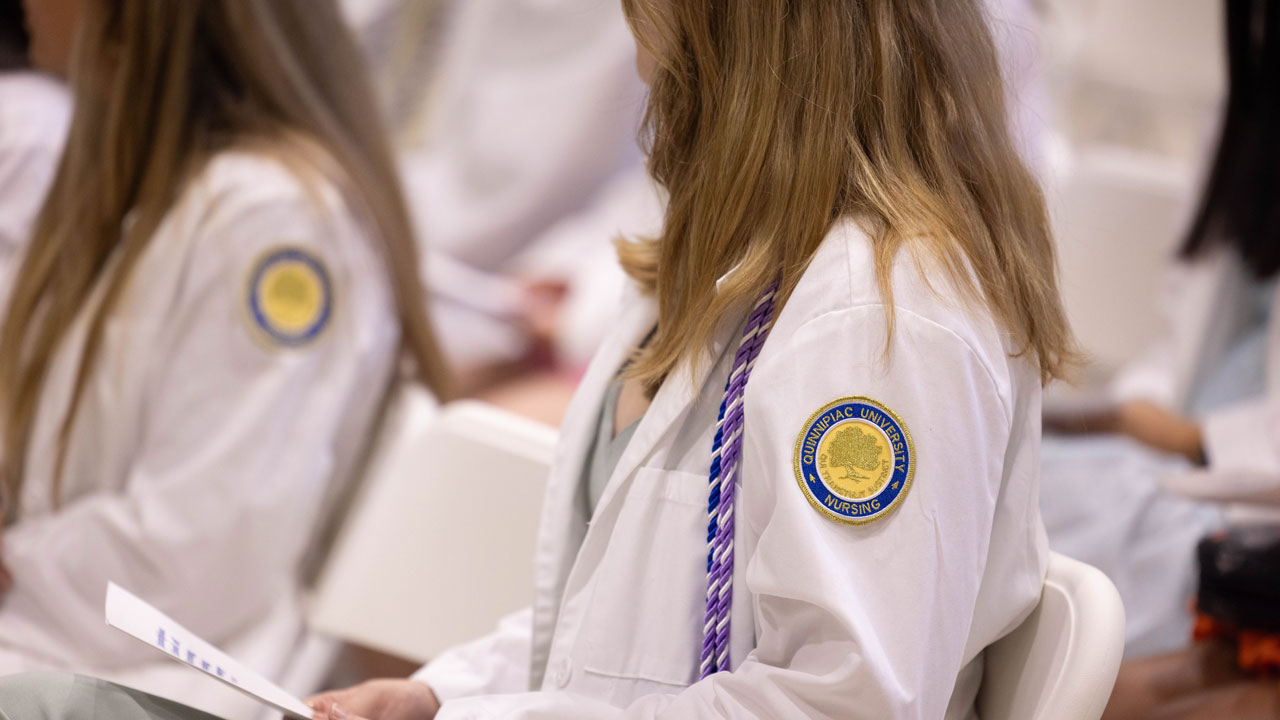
[0, 0, 448, 715]
[305, 0, 1072, 716]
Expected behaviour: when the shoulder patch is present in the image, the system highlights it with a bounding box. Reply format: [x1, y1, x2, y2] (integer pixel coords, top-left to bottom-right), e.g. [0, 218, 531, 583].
[245, 246, 333, 349]
[793, 396, 914, 525]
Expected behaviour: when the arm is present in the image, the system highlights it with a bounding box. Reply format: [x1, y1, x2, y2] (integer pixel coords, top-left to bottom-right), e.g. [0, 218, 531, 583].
[1197, 280, 1280, 474]
[0, 186, 397, 668]
[421, 306, 1022, 720]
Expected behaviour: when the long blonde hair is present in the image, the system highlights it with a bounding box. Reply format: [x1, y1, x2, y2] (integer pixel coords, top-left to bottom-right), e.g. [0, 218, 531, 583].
[0, 0, 450, 512]
[620, 0, 1077, 392]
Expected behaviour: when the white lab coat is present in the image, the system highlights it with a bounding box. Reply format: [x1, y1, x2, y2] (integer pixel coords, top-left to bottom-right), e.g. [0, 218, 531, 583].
[0, 70, 70, 291]
[1040, 247, 1276, 658]
[398, 0, 647, 368]
[0, 151, 401, 717]
[417, 218, 1049, 719]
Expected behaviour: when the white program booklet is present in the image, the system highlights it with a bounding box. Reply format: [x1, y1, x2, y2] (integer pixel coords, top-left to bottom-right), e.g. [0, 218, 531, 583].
[104, 583, 313, 719]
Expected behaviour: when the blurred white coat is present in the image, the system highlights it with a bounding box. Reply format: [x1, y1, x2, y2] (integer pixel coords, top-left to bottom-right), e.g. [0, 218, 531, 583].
[372, 0, 649, 369]
[0, 151, 401, 717]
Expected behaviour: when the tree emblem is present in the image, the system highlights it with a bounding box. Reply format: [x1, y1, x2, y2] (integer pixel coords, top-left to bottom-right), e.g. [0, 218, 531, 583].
[825, 426, 881, 482]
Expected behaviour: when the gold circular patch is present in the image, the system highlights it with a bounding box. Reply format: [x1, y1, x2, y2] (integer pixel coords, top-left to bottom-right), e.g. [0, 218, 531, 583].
[246, 247, 332, 347]
[260, 261, 323, 333]
[794, 396, 915, 525]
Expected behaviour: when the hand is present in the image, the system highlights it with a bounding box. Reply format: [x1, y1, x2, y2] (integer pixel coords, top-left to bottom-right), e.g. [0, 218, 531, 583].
[307, 679, 441, 720]
[1114, 401, 1206, 465]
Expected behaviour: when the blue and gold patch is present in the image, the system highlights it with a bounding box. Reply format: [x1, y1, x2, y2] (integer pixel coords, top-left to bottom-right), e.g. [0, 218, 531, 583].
[245, 247, 332, 349]
[793, 397, 914, 525]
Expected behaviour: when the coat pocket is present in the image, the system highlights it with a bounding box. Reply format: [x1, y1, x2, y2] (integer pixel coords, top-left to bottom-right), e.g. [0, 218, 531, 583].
[582, 467, 709, 687]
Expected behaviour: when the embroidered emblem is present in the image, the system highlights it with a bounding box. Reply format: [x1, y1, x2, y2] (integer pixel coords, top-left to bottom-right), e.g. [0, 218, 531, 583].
[793, 396, 914, 525]
[246, 247, 332, 348]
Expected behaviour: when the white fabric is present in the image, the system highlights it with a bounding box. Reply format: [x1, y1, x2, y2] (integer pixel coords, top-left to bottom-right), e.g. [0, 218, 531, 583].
[0, 71, 70, 292]
[413, 608, 534, 703]
[0, 152, 401, 715]
[418, 218, 1049, 719]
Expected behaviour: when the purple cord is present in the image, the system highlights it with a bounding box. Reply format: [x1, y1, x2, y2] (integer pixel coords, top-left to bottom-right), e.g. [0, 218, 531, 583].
[700, 282, 779, 679]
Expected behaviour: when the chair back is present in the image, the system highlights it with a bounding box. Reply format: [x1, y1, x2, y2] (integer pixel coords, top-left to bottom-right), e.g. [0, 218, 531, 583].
[977, 552, 1126, 720]
[307, 395, 556, 663]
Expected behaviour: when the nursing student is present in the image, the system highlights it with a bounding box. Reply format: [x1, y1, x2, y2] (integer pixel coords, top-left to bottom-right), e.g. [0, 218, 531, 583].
[0, 0, 447, 715]
[1039, 0, 1280, 661]
[0, 0, 69, 294]
[306, 0, 1075, 718]
[0, 0, 1069, 716]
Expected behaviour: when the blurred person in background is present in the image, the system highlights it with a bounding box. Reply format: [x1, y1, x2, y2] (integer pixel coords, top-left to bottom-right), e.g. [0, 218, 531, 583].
[340, 0, 653, 417]
[0, 0, 448, 716]
[0, 0, 69, 296]
[1041, 0, 1278, 665]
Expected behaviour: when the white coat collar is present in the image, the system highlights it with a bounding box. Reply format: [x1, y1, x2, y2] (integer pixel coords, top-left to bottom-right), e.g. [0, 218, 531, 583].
[527, 287, 654, 687]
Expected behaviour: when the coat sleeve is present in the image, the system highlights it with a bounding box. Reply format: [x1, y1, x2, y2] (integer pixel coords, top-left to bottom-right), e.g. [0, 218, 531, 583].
[432, 305, 1033, 720]
[0, 182, 398, 668]
[412, 607, 535, 701]
[1165, 284, 1280, 494]
[1200, 398, 1280, 477]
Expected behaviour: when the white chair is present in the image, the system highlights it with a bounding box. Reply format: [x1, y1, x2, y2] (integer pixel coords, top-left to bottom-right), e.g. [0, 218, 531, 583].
[978, 552, 1127, 720]
[304, 395, 557, 665]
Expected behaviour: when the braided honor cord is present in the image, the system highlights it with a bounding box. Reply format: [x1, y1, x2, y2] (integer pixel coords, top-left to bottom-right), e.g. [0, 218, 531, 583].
[700, 281, 780, 679]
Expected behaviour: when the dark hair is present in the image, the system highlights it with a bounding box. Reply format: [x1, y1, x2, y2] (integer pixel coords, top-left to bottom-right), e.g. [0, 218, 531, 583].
[0, 0, 29, 70]
[1182, 0, 1280, 279]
